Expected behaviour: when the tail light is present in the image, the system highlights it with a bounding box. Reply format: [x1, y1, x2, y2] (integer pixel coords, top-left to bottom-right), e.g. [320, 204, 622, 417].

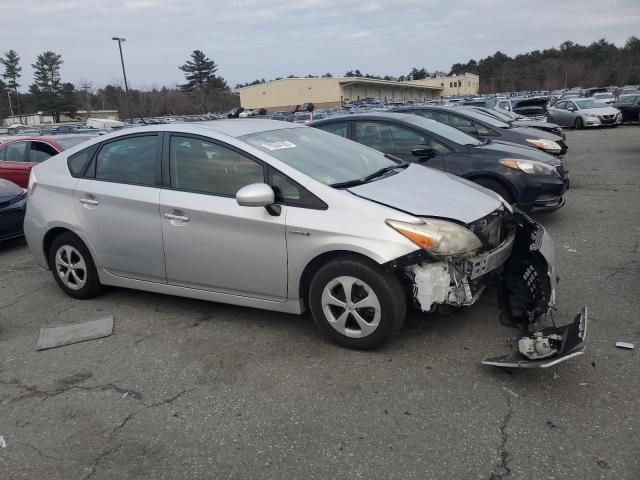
[27, 169, 38, 198]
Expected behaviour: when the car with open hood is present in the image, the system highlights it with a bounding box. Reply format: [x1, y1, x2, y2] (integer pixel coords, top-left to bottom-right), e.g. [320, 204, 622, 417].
[23, 120, 586, 367]
[486, 97, 550, 121]
[548, 98, 622, 129]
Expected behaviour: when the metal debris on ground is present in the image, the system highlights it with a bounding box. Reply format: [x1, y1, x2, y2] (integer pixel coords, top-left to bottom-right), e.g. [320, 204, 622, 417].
[36, 316, 114, 351]
[615, 341, 634, 350]
[0, 436, 6, 448]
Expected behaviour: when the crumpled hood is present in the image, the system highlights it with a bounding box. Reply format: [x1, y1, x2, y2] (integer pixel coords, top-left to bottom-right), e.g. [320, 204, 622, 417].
[348, 164, 501, 224]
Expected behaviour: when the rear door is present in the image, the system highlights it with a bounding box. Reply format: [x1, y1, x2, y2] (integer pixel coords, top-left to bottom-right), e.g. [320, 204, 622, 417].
[160, 134, 287, 300]
[0, 141, 29, 187]
[74, 134, 166, 282]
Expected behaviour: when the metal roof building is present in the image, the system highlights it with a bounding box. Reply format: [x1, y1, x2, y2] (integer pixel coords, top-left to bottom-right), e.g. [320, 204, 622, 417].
[236, 73, 479, 112]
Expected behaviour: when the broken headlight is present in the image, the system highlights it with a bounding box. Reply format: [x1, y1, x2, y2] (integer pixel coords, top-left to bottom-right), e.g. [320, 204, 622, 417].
[499, 158, 557, 175]
[386, 218, 482, 256]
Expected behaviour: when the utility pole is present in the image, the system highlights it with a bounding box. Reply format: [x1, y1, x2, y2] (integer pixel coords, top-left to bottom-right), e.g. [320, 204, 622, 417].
[112, 37, 132, 122]
[7, 90, 15, 124]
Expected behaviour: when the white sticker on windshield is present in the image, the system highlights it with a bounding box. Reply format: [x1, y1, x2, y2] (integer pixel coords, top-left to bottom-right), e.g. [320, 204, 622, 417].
[261, 141, 297, 151]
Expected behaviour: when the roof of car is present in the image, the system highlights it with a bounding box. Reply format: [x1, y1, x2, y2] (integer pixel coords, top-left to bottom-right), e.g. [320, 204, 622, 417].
[309, 111, 417, 125]
[0, 134, 95, 143]
[187, 119, 305, 137]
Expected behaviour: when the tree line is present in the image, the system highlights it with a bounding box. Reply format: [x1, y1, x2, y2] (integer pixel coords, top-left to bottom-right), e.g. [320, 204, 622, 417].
[0, 49, 239, 123]
[449, 36, 640, 93]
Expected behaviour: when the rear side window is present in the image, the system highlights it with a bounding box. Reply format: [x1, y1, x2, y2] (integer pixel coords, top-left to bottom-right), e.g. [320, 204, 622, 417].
[68, 145, 98, 177]
[169, 136, 264, 197]
[314, 122, 349, 138]
[29, 142, 58, 163]
[95, 135, 160, 186]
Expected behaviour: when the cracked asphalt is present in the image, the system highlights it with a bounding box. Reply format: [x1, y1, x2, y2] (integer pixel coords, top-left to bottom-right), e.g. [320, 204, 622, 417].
[1, 126, 639, 479]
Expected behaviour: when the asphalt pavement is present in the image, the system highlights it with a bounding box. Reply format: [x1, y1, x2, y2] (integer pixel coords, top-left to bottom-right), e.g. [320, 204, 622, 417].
[0, 126, 638, 479]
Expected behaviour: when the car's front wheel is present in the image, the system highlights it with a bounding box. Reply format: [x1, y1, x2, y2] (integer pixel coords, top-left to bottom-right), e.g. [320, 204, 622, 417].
[308, 256, 406, 350]
[575, 117, 584, 130]
[48, 232, 102, 299]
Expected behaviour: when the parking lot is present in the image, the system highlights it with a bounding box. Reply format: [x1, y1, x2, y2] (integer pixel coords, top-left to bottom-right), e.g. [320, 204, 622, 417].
[0, 126, 638, 479]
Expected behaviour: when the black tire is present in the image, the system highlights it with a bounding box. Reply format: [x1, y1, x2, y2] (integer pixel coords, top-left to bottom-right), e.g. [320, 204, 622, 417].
[575, 117, 583, 130]
[308, 256, 406, 350]
[473, 178, 514, 204]
[48, 232, 102, 299]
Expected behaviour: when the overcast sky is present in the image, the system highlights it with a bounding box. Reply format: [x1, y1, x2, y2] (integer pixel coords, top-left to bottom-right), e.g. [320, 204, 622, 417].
[2, 0, 639, 90]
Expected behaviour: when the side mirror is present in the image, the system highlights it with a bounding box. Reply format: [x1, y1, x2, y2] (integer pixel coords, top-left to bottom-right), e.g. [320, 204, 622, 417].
[236, 183, 280, 216]
[411, 144, 435, 158]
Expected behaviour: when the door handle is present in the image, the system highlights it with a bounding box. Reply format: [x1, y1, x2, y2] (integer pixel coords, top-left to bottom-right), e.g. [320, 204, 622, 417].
[79, 196, 99, 206]
[164, 212, 190, 222]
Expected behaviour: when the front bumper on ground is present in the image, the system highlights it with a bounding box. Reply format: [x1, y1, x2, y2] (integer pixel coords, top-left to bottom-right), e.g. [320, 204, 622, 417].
[397, 209, 586, 368]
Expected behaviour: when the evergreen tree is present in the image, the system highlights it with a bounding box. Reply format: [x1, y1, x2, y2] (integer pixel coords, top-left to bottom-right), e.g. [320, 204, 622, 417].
[32, 51, 63, 94]
[1, 49, 22, 114]
[178, 50, 228, 112]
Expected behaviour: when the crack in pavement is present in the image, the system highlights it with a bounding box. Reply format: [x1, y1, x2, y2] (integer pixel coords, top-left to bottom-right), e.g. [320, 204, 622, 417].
[0, 379, 142, 404]
[0, 284, 49, 311]
[489, 395, 513, 480]
[83, 444, 121, 480]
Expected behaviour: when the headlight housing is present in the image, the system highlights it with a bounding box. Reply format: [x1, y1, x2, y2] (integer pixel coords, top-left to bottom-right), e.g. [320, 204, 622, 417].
[526, 138, 561, 153]
[584, 113, 597, 118]
[387, 218, 482, 256]
[499, 158, 558, 175]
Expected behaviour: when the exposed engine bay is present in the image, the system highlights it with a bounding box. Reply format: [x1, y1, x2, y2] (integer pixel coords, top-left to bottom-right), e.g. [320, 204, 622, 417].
[387, 207, 587, 368]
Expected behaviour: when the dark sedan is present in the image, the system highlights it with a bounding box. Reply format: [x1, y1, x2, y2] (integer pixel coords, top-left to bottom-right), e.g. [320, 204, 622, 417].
[310, 112, 568, 212]
[0, 179, 26, 241]
[393, 105, 568, 157]
[613, 94, 640, 123]
[470, 106, 565, 139]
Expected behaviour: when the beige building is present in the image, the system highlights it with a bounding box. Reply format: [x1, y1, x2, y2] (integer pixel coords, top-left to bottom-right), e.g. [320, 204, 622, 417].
[236, 73, 479, 112]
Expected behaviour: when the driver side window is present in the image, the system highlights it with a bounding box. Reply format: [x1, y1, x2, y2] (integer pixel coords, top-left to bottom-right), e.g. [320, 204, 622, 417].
[355, 122, 425, 155]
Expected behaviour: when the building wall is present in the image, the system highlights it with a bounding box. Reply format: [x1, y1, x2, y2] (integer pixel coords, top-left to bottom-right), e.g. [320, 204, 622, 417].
[238, 78, 342, 111]
[339, 85, 439, 103]
[413, 73, 480, 97]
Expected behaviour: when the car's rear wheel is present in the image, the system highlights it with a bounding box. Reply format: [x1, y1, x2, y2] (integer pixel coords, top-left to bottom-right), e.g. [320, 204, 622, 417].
[575, 117, 583, 130]
[48, 232, 102, 299]
[473, 178, 514, 204]
[308, 256, 406, 350]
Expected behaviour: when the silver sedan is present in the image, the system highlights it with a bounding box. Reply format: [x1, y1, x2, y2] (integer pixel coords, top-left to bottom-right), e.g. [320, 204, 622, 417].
[547, 98, 622, 129]
[23, 120, 586, 366]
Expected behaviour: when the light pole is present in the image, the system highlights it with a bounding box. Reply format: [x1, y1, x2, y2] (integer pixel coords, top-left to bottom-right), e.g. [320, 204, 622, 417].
[112, 36, 131, 122]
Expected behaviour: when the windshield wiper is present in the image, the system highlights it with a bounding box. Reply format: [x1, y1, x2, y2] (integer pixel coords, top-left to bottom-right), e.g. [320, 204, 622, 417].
[330, 158, 408, 188]
[363, 160, 409, 182]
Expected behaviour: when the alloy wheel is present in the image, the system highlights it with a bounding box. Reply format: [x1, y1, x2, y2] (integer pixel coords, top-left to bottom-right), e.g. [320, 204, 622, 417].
[321, 276, 381, 338]
[55, 245, 87, 290]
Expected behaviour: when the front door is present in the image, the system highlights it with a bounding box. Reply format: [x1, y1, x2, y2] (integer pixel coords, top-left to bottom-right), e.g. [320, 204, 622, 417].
[74, 134, 166, 282]
[160, 134, 287, 300]
[353, 120, 446, 170]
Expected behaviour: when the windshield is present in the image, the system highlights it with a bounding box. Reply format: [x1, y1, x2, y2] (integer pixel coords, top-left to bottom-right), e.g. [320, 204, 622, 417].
[241, 127, 398, 185]
[403, 115, 482, 146]
[574, 99, 607, 109]
[57, 137, 93, 149]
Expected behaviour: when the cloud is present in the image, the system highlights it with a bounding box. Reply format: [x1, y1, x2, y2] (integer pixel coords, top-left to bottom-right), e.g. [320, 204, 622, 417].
[1, 0, 638, 88]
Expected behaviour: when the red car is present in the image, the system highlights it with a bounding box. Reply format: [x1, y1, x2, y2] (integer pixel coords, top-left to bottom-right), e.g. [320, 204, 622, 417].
[0, 135, 94, 187]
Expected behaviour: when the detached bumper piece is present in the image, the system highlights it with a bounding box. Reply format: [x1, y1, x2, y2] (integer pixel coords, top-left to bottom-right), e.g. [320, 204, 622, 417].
[485, 210, 588, 368]
[482, 306, 587, 368]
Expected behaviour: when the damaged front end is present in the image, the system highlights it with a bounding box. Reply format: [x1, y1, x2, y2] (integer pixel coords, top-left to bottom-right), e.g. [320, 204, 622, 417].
[386, 208, 587, 368]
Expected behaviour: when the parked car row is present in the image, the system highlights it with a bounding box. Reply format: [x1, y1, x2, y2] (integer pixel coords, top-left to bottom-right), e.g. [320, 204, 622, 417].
[20, 119, 586, 368]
